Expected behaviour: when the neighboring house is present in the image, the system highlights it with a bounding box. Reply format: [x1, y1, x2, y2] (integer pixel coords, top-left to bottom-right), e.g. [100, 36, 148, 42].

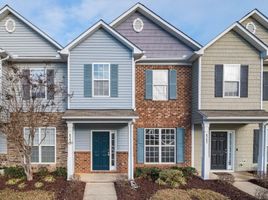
[192, 9, 268, 179]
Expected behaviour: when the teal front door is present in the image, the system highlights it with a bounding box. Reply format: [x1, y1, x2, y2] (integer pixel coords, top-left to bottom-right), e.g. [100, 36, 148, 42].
[92, 132, 110, 170]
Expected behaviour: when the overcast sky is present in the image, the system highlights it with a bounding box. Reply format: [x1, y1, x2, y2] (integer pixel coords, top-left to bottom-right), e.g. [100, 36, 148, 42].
[1, 0, 268, 47]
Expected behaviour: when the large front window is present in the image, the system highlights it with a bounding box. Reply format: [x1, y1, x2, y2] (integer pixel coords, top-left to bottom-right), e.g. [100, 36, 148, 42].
[153, 70, 168, 100]
[223, 64, 240, 97]
[145, 128, 175, 163]
[93, 64, 110, 97]
[24, 127, 56, 163]
[30, 69, 46, 98]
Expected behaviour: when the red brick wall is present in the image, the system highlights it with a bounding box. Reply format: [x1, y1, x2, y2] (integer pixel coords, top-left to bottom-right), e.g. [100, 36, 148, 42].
[74, 151, 128, 173]
[134, 65, 192, 169]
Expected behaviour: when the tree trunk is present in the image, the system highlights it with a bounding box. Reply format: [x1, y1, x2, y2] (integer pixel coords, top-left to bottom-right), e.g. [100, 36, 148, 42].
[24, 154, 33, 181]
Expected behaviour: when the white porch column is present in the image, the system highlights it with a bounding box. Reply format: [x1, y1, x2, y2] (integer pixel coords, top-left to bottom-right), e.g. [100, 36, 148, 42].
[202, 122, 210, 180]
[128, 122, 134, 180]
[67, 122, 74, 180]
[258, 122, 268, 173]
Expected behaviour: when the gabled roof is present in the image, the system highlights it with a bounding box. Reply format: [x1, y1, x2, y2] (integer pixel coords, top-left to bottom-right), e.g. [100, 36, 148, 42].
[61, 20, 143, 55]
[239, 9, 268, 30]
[110, 3, 201, 51]
[196, 22, 268, 58]
[0, 5, 62, 50]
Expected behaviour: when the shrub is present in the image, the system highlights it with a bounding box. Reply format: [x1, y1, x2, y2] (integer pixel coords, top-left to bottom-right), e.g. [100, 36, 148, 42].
[156, 169, 186, 188]
[52, 167, 67, 178]
[43, 175, 56, 183]
[135, 167, 161, 181]
[150, 189, 191, 200]
[36, 167, 49, 177]
[34, 182, 44, 188]
[4, 166, 25, 178]
[18, 182, 27, 189]
[170, 166, 197, 178]
[188, 189, 230, 200]
[6, 178, 23, 185]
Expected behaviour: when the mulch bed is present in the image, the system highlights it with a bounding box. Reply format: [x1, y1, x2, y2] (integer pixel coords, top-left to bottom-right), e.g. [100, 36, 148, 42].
[250, 179, 268, 189]
[0, 175, 85, 200]
[115, 176, 257, 200]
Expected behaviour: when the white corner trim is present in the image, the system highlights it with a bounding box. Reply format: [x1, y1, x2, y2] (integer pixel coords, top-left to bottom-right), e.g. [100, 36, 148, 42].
[110, 3, 201, 50]
[261, 55, 264, 110]
[191, 124, 194, 167]
[198, 56, 202, 110]
[67, 53, 70, 109]
[132, 56, 136, 110]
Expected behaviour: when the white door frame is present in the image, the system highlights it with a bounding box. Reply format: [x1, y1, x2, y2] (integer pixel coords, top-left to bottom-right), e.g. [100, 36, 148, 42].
[90, 130, 117, 171]
[209, 130, 236, 172]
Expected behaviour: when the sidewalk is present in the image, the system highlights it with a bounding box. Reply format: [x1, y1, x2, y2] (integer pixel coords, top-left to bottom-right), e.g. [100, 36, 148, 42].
[83, 182, 117, 200]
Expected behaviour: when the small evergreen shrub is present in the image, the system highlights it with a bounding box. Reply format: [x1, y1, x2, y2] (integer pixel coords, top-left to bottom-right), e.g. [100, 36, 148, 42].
[150, 189, 191, 200]
[135, 167, 161, 181]
[6, 178, 23, 185]
[36, 167, 49, 177]
[156, 169, 186, 188]
[43, 175, 56, 183]
[170, 166, 197, 177]
[52, 167, 67, 178]
[4, 166, 25, 178]
[34, 181, 44, 188]
[188, 189, 229, 200]
[18, 182, 27, 189]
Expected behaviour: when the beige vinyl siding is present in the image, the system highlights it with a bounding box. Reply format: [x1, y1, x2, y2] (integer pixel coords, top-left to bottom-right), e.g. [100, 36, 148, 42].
[242, 17, 268, 46]
[194, 123, 258, 173]
[201, 30, 261, 110]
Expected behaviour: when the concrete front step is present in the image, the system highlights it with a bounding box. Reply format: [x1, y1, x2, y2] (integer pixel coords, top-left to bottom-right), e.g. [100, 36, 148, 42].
[83, 183, 117, 200]
[77, 173, 127, 183]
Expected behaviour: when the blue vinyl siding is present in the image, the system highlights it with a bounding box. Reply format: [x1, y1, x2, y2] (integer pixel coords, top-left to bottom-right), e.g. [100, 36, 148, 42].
[74, 123, 129, 152]
[69, 28, 133, 109]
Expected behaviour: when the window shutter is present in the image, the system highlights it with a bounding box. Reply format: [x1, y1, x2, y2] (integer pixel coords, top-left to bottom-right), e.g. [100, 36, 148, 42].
[240, 65, 248, 98]
[145, 70, 153, 100]
[84, 64, 92, 97]
[22, 69, 30, 100]
[47, 69, 55, 100]
[110, 64, 118, 97]
[169, 69, 177, 100]
[215, 65, 223, 97]
[263, 72, 268, 100]
[176, 127, 185, 163]
[137, 128, 144, 164]
[253, 129, 259, 163]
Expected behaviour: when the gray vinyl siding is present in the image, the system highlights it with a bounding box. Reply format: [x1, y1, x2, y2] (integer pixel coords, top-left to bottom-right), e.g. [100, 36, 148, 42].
[74, 123, 129, 152]
[192, 59, 202, 123]
[114, 11, 193, 58]
[2, 63, 67, 112]
[241, 17, 268, 46]
[69, 28, 133, 109]
[0, 13, 59, 57]
[201, 30, 261, 110]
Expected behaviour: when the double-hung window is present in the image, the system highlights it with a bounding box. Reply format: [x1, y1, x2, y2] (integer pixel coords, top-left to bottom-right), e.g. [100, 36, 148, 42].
[24, 127, 56, 163]
[0, 132, 7, 154]
[145, 128, 175, 163]
[152, 70, 168, 100]
[93, 64, 110, 97]
[30, 69, 46, 99]
[223, 64, 240, 97]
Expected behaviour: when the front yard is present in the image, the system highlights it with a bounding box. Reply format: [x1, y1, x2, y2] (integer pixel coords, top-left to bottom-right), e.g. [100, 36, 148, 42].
[115, 167, 257, 200]
[0, 167, 85, 200]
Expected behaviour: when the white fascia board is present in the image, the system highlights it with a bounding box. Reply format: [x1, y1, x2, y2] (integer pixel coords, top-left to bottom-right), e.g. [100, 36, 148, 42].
[0, 5, 62, 50]
[206, 116, 268, 120]
[61, 20, 143, 55]
[62, 116, 139, 120]
[110, 3, 201, 50]
[239, 9, 268, 29]
[196, 22, 268, 56]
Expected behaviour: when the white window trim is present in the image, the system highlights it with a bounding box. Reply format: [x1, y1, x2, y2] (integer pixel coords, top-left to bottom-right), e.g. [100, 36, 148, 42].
[144, 128, 176, 164]
[152, 70, 169, 101]
[223, 64, 241, 98]
[23, 127, 56, 164]
[0, 133, 7, 154]
[30, 68, 47, 100]
[92, 63, 110, 98]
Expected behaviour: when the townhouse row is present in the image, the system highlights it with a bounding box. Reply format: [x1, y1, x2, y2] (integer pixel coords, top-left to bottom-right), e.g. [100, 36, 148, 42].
[0, 3, 268, 180]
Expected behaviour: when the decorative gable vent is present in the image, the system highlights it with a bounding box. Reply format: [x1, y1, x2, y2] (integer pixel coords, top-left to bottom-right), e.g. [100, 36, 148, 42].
[133, 18, 144, 33]
[246, 22, 256, 34]
[5, 18, 16, 33]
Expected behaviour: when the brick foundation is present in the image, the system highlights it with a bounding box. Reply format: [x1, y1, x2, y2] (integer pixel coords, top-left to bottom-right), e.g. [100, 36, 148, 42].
[134, 65, 192, 169]
[74, 151, 128, 173]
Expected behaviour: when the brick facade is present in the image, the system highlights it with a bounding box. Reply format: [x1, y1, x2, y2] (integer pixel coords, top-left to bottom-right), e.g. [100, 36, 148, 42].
[74, 151, 128, 173]
[0, 113, 67, 171]
[134, 65, 192, 169]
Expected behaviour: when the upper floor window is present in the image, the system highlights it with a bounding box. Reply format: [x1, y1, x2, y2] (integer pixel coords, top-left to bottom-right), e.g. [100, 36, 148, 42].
[152, 70, 168, 100]
[223, 64, 240, 97]
[0, 132, 7, 154]
[30, 69, 46, 99]
[93, 64, 110, 97]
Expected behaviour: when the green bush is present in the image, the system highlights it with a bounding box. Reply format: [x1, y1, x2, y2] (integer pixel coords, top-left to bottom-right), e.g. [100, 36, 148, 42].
[156, 169, 186, 188]
[135, 167, 161, 181]
[150, 189, 191, 200]
[170, 166, 197, 177]
[52, 167, 67, 178]
[6, 178, 23, 185]
[188, 189, 229, 200]
[4, 166, 25, 178]
[18, 182, 27, 189]
[34, 182, 44, 188]
[43, 175, 56, 183]
[36, 167, 49, 177]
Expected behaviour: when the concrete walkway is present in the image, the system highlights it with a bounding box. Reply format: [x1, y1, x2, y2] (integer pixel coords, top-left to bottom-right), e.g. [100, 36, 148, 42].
[83, 183, 117, 200]
[233, 181, 268, 198]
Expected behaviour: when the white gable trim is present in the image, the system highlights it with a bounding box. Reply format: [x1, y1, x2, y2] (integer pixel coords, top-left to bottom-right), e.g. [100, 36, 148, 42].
[61, 20, 143, 55]
[110, 3, 201, 50]
[239, 9, 268, 30]
[196, 22, 268, 58]
[0, 5, 62, 50]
